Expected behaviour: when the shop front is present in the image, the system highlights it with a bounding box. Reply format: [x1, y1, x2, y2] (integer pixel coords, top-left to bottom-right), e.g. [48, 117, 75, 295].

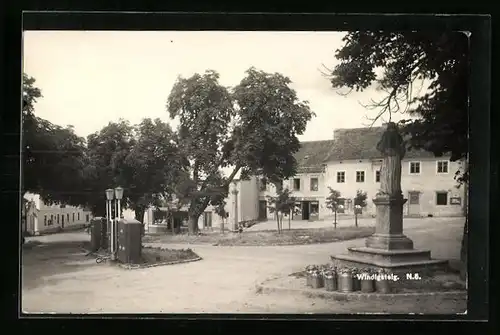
[292, 197, 321, 221]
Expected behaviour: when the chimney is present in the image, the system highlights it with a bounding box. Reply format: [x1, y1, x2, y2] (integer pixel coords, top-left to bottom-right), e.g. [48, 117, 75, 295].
[333, 129, 344, 140]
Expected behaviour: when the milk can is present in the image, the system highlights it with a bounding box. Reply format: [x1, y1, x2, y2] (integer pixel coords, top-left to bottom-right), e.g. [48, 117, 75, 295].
[305, 265, 317, 287]
[311, 269, 324, 289]
[375, 268, 392, 293]
[337, 267, 354, 292]
[359, 268, 375, 293]
[351, 268, 361, 291]
[324, 269, 338, 291]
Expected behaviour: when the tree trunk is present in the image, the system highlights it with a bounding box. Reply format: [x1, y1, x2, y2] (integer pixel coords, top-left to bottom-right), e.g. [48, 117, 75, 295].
[134, 206, 146, 236]
[334, 210, 337, 229]
[460, 217, 468, 280]
[221, 218, 225, 235]
[288, 210, 291, 230]
[188, 214, 200, 234]
[280, 213, 284, 232]
[355, 213, 358, 227]
[276, 212, 280, 234]
[171, 215, 176, 235]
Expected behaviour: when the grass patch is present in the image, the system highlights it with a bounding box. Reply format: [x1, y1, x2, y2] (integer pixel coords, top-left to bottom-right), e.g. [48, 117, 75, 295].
[143, 226, 375, 246]
[140, 246, 200, 264]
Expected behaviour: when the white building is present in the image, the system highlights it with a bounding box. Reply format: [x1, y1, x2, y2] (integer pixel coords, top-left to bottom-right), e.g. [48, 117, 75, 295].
[23, 193, 93, 235]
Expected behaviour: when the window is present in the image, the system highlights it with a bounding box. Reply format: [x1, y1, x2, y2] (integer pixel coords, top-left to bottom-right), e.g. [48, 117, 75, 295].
[310, 202, 319, 216]
[259, 178, 267, 191]
[72, 213, 75, 222]
[57, 214, 60, 224]
[86, 214, 90, 222]
[409, 162, 421, 174]
[375, 170, 381, 182]
[50, 214, 53, 225]
[44, 215, 47, 226]
[78, 212, 80, 221]
[356, 171, 365, 183]
[310, 178, 319, 191]
[67, 213, 70, 222]
[336, 171, 345, 183]
[437, 160, 449, 173]
[436, 192, 448, 206]
[293, 178, 301, 191]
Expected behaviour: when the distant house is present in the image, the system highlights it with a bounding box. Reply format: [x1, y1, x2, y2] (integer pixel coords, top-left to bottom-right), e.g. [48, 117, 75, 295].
[142, 178, 260, 232]
[23, 193, 93, 235]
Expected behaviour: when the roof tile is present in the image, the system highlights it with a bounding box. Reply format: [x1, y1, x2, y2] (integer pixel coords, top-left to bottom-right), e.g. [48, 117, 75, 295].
[295, 126, 436, 171]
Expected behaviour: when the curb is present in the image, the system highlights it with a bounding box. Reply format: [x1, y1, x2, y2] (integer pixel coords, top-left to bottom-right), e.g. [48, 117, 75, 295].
[255, 284, 467, 302]
[118, 256, 203, 270]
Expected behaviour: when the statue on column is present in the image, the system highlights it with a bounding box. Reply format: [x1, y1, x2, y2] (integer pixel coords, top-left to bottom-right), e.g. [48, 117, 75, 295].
[376, 122, 406, 197]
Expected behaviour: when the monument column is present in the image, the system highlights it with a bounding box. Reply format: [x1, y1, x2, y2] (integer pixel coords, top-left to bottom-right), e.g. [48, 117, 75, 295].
[365, 122, 413, 250]
[331, 122, 447, 272]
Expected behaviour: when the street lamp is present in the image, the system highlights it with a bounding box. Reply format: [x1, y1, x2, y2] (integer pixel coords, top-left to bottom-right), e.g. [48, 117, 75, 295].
[105, 187, 124, 261]
[105, 189, 115, 259]
[115, 186, 123, 219]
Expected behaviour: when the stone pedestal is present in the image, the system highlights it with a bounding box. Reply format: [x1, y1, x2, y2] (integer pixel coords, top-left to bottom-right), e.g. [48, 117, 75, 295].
[365, 195, 414, 250]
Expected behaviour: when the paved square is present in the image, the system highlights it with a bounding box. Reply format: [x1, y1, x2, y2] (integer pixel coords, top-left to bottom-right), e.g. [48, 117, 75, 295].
[22, 217, 465, 314]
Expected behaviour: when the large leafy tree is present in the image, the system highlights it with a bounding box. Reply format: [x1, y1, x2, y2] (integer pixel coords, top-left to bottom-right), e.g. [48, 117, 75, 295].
[22, 73, 87, 206]
[83, 118, 187, 221]
[328, 31, 468, 271]
[167, 68, 314, 233]
[84, 120, 137, 216]
[121, 118, 188, 223]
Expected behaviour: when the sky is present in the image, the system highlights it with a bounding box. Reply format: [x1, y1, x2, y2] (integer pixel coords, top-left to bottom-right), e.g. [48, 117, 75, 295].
[23, 30, 414, 143]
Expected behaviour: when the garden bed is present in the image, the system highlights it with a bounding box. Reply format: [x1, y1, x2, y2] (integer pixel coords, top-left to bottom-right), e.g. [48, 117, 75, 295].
[80, 244, 201, 269]
[143, 226, 375, 246]
[139, 246, 201, 265]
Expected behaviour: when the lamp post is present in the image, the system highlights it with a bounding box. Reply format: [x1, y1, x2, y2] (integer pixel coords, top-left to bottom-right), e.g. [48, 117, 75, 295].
[115, 186, 124, 219]
[105, 186, 124, 261]
[105, 189, 115, 259]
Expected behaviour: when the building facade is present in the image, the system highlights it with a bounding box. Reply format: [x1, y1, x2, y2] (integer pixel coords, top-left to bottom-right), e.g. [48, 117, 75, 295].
[254, 126, 466, 221]
[142, 177, 260, 232]
[23, 193, 93, 235]
[144, 125, 466, 231]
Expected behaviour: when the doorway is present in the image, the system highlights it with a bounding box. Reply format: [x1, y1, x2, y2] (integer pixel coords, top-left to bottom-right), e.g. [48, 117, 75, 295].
[258, 200, 268, 220]
[302, 201, 310, 220]
[61, 214, 65, 228]
[408, 191, 421, 216]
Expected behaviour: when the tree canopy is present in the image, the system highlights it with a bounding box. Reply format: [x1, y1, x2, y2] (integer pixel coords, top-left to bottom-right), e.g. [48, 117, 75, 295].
[22, 74, 87, 206]
[83, 118, 186, 221]
[167, 68, 314, 233]
[328, 31, 468, 183]
[325, 187, 342, 212]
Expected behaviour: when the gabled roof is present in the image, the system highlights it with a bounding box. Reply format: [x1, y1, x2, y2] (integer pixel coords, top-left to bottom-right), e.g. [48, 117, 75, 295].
[294, 126, 437, 172]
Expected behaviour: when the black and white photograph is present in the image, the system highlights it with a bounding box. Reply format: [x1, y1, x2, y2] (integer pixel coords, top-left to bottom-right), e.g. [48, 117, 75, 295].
[21, 23, 473, 314]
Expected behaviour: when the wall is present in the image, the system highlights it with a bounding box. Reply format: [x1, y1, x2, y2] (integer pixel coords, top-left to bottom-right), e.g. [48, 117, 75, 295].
[24, 193, 93, 234]
[258, 172, 327, 219]
[324, 157, 466, 217]
[401, 158, 466, 217]
[37, 205, 93, 233]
